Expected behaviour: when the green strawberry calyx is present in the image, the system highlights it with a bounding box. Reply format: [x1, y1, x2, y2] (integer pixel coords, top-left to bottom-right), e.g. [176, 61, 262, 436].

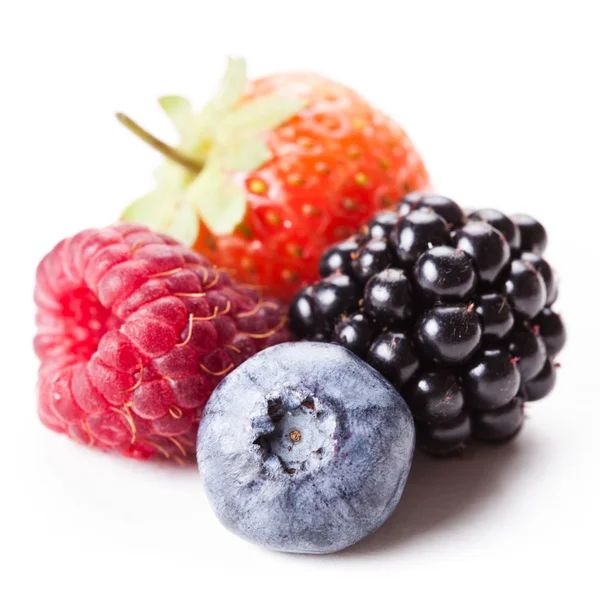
[120, 57, 308, 245]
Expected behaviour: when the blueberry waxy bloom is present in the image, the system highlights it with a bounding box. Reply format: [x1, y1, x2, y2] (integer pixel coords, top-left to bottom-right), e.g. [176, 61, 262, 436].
[197, 342, 415, 554]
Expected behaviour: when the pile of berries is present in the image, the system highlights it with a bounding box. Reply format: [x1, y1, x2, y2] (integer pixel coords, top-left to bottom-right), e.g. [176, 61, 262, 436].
[31, 60, 569, 555]
[289, 193, 565, 455]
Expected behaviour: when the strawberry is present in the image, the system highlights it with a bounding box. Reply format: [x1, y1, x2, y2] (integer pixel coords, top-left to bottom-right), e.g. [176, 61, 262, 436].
[120, 58, 429, 301]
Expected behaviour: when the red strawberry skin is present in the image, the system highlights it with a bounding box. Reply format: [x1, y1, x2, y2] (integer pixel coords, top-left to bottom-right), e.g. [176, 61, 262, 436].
[34, 223, 292, 462]
[193, 72, 430, 301]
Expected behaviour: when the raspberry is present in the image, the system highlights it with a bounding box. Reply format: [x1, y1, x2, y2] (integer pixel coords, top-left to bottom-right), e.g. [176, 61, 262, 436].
[34, 224, 292, 462]
[289, 194, 565, 456]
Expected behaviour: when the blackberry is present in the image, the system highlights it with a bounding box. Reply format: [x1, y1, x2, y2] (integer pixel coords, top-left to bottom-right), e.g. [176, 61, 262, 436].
[523, 359, 557, 401]
[318, 237, 361, 278]
[289, 286, 318, 337]
[364, 211, 401, 240]
[364, 268, 413, 323]
[291, 274, 359, 337]
[332, 312, 372, 359]
[415, 304, 482, 365]
[512, 213, 548, 254]
[469, 208, 521, 253]
[413, 246, 477, 303]
[521, 252, 557, 305]
[464, 347, 521, 411]
[472, 398, 525, 443]
[289, 194, 565, 456]
[475, 293, 514, 339]
[351, 238, 395, 284]
[418, 413, 472, 455]
[393, 210, 450, 266]
[398, 192, 465, 229]
[404, 370, 464, 423]
[507, 322, 547, 382]
[532, 308, 566, 357]
[504, 259, 546, 318]
[452, 221, 510, 285]
[367, 331, 420, 389]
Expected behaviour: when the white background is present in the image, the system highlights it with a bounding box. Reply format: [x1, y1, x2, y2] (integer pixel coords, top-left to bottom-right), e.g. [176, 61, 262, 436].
[2, 1, 599, 598]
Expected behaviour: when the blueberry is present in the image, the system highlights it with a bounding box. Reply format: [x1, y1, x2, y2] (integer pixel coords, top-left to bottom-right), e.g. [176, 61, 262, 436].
[468, 208, 521, 253]
[417, 412, 472, 455]
[319, 237, 361, 278]
[452, 221, 511, 284]
[512, 213, 548, 254]
[475, 293, 514, 339]
[507, 322, 547, 382]
[504, 259, 547, 319]
[414, 304, 482, 365]
[332, 312, 372, 358]
[367, 331, 420, 389]
[464, 347, 521, 411]
[351, 238, 395, 284]
[364, 268, 413, 324]
[197, 342, 416, 554]
[472, 398, 525, 443]
[404, 370, 464, 423]
[412, 245, 477, 303]
[398, 192, 465, 228]
[532, 308, 566, 357]
[392, 210, 451, 266]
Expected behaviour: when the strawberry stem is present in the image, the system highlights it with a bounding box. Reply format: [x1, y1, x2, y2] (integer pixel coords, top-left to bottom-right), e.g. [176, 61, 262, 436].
[116, 113, 203, 173]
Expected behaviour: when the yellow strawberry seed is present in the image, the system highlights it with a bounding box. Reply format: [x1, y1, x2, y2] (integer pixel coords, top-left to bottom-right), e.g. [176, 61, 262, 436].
[265, 210, 282, 226]
[287, 173, 305, 186]
[302, 204, 322, 217]
[348, 146, 361, 159]
[342, 198, 360, 211]
[281, 269, 300, 283]
[248, 178, 268, 194]
[240, 257, 257, 273]
[355, 172, 369, 186]
[286, 243, 303, 258]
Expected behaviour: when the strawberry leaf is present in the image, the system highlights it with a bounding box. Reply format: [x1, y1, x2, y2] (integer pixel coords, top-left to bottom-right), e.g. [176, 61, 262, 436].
[193, 57, 247, 135]
[153, 161, 193, 191]
[211, 56, 247, 114]
[158, 96, 193, 136]
[121, 193, 198, 246]
[219, 95, 307, 138]
[120, 57, 301, 245]
[186, 165, 246, 235]
[165, 200, 199, 246]
[212, 136, 272, 172]
[121, 193, 176, 230]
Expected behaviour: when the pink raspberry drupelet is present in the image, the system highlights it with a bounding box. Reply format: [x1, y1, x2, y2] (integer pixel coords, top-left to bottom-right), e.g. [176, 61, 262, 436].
[34, 223, 292, 462]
